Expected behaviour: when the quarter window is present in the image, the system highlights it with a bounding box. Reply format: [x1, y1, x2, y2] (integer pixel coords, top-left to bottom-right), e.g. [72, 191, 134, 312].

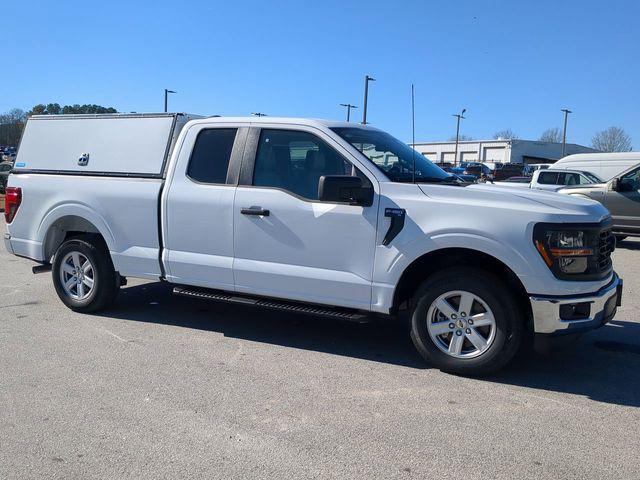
[538, 172, 559, 184]
[187, 128, 237, 184]
[253, 129, 364, 200]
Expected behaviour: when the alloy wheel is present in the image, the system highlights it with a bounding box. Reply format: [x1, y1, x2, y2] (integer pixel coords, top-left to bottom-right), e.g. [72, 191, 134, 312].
[426, 290, 497, 359]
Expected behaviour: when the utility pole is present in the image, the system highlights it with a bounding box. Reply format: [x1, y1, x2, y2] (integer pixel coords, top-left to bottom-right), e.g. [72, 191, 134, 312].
[362, 75, 375, 124]
[164, 89, 176, 113]
[339, 103, 358, 122]
[561, 108, 572, 157]
[452, 108, 466, 167]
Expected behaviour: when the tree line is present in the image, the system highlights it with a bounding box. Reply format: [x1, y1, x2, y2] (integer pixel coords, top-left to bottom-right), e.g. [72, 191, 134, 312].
[0, 103, 118, 146]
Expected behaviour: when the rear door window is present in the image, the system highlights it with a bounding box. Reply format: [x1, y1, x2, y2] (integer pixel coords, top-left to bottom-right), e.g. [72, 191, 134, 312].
[187, 128, 238, 184]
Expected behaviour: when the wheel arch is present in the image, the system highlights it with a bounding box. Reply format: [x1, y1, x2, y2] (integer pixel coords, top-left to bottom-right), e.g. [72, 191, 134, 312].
[391, 247, 532, 323]
[39, 206, 116, 262]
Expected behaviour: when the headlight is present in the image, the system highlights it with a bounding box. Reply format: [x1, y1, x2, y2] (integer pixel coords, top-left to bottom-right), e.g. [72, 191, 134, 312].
[533, 223, 611, 280]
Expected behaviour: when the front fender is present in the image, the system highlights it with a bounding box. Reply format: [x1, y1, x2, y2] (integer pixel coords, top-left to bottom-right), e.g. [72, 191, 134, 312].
[380, 231, 533, 287]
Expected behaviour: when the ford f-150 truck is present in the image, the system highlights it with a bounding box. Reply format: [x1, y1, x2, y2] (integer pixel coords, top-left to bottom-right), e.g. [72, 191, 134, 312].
[3, 113, 622, 375]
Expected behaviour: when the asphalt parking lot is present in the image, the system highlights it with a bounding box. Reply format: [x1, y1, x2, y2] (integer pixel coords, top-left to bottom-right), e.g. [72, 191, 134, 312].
[1, 221, 639, 479]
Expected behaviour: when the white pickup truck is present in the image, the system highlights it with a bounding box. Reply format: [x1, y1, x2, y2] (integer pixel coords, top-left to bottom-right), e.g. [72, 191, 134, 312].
[496, 168, 603, 191]
[4, 113, 622, 375]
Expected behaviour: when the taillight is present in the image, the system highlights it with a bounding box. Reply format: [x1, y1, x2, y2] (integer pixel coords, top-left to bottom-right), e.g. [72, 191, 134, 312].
[4, 187, 22, 223]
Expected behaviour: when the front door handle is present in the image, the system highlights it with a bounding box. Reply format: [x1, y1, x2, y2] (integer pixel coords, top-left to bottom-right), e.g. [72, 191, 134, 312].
[241, 207, 270, 216]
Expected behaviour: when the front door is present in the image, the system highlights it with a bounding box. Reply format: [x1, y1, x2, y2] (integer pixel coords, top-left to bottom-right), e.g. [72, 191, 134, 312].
[605, 166, 640, 234]
[233, 127, 379, 310]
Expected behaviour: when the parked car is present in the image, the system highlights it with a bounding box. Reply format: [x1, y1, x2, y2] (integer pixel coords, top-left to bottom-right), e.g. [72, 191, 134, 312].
[553, 152, 640, 181]
[453, 173, 478, 183]
[2, 152, 16, 163]
[495, 169, 603, 192]
[464, 163, 493, 178]
[435, 162, 454, 169]
[501, 176, 531, 183]
[559, 162, 640, 240]
[4, 113, 621, 375]
[493, 163, 524, 181]
[522, 163, 553, 176]
[0, 161, 12, 193]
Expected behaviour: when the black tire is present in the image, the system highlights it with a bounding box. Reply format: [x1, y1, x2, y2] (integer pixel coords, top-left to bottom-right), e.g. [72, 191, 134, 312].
[615, 235, 627, 243]
[52, 235, 120, 312]
[409, 267, 525, 376]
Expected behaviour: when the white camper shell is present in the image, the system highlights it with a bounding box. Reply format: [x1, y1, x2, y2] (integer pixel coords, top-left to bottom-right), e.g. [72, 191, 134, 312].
[14, 113, 199, 177]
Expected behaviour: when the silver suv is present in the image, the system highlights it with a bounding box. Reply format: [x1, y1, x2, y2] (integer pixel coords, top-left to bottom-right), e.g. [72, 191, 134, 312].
[559, 163, 640, 240]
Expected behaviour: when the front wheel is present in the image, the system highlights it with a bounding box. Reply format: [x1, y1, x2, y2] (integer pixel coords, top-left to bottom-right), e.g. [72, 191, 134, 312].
[410, 267, 525, 376]
[52, 235, 120, 312]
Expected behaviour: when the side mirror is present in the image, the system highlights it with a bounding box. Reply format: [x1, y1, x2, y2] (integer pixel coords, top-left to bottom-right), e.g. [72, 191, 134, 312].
[318, 175, 373, 206]
[610, 178, 620, 191]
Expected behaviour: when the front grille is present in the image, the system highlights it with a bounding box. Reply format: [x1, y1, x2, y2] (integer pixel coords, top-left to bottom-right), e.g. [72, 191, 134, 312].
[596, 229, 614, 273]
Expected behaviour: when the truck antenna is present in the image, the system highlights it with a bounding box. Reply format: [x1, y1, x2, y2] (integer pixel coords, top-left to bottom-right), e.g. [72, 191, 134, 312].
[411, 83, 416, 183]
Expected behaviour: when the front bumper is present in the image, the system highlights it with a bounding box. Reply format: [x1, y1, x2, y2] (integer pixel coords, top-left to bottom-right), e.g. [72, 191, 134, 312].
[530, 273, 622, 335]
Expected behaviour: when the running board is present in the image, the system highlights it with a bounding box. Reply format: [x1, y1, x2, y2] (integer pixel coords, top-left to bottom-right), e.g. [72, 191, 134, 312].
[172, 286, 369, 322]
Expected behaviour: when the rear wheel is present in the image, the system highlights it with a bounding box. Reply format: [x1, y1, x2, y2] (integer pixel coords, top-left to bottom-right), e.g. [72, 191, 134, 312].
[52, 235, 120, 312]
[410, 267, 524, 375]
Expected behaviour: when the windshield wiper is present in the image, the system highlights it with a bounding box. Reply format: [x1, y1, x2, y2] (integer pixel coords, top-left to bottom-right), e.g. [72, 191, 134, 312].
[415, 176, 463, 185]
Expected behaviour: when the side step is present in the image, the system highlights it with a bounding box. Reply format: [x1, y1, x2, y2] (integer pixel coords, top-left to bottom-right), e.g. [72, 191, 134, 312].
[173, 286, 369, 322]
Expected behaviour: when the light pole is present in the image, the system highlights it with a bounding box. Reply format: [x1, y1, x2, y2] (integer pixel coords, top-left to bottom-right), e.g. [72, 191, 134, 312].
[561, 108, 572, 157]
[453, 108, 466, 167]
[340, 103, 358, 122]
[362, 75, 375, 124]
[164, 89, 176, 113]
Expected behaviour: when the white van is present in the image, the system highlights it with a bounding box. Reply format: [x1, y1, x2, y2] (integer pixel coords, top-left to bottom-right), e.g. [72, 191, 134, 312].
[553, 152, 640, 181]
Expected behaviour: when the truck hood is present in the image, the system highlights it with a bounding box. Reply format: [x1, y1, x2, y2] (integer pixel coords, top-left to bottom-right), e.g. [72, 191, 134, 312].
[417, 183, 610, 221]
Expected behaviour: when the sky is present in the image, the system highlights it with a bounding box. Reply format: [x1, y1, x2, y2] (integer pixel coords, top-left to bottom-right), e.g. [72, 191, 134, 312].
[2, 0, 639, 146]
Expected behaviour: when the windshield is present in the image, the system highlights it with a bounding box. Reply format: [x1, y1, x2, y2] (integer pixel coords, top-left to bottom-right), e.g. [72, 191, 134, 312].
[331, 127, 452, 183]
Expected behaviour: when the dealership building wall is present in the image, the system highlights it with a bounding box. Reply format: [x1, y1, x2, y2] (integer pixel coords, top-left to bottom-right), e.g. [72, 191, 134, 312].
[409, 139, 599, 165]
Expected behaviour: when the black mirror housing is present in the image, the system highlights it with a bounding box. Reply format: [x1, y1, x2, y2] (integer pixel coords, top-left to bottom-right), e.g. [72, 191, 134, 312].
[318, 175, 373, 206]
[611, 178, 620, 191]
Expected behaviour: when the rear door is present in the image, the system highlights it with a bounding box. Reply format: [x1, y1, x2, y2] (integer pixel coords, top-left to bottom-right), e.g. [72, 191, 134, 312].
[232, 126, 379, 310]
[163, 123, 247, 290]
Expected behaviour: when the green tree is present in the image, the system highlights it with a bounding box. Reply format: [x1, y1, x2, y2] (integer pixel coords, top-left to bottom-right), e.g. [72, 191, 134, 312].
[28, 103, 117, 116]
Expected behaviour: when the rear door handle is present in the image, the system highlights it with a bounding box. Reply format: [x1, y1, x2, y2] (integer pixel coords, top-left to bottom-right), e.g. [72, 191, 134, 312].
[241, 207, 270, 216]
